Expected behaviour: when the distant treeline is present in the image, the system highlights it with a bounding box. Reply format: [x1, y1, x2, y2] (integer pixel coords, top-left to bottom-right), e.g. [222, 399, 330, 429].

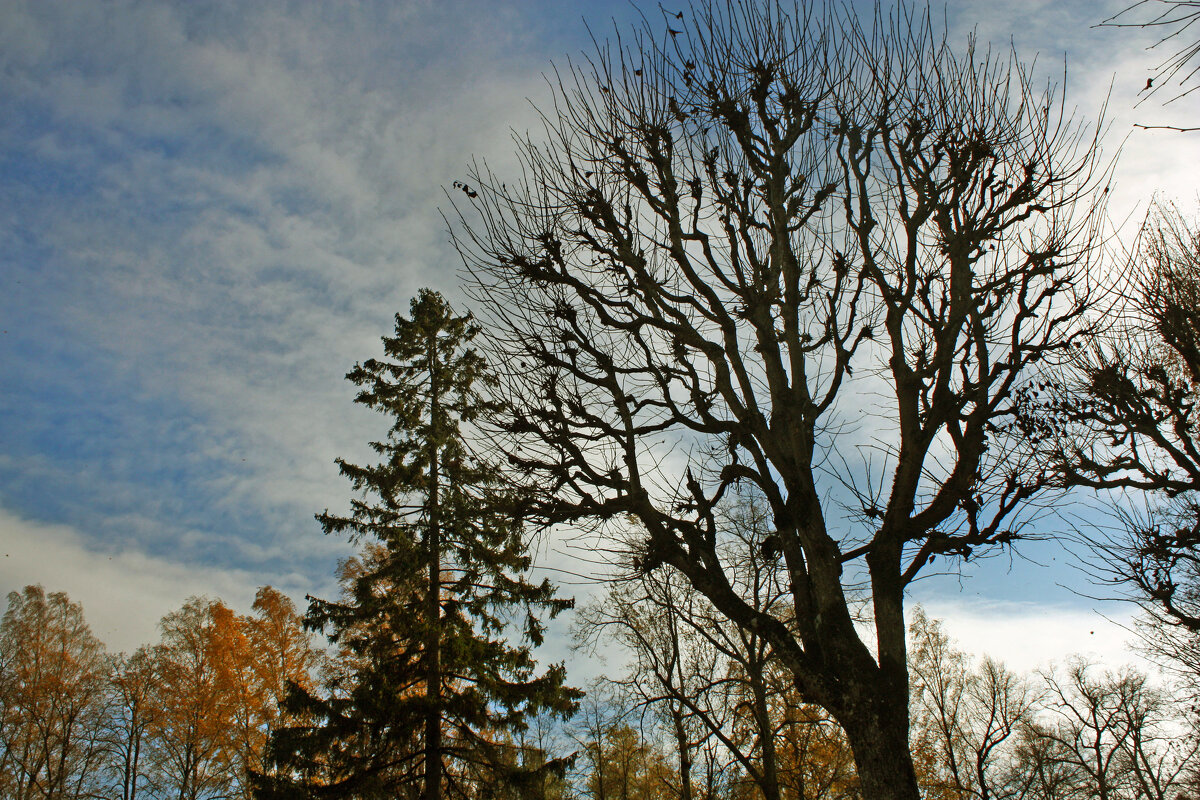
[3, 581, 1197, 800]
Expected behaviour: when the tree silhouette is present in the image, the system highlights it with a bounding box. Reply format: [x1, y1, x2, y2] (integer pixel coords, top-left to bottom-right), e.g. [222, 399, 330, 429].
[1037, 203, 1200, 695]
[451, 2, 1109, 797]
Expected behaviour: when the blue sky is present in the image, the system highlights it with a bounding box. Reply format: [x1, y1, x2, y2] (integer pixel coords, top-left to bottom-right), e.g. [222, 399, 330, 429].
[1, 0, 1197, 670]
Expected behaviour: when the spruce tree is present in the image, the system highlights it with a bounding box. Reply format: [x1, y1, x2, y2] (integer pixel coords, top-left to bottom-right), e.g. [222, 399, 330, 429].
[256, 289, 579, 800]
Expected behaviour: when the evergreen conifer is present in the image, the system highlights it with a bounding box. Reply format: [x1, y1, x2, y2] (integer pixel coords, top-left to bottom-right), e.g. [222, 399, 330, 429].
[255, 289, 579, 800]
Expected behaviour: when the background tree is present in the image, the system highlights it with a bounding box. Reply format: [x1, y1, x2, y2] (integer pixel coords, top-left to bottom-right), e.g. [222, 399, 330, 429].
[579, 490, 859, 800]
[0, 586, 318, 800]
[578, 570, 711, 800]
[770, 701, 858, 800]
[247, 587, 322, 715]
[0, 585, 110, 800]
[501, 712, 577, 800]
[1040, 204, 1200, 697]
[231, 587, 323, 797]
[581, 567, 764, 800]
[569, 681, 638, 800]
[908, 608, 1037, 800]
[258, 289, 579, 800]
[102, 647, 159, 800]
[586, 723, 678, 800]
[453, 1, 1107, 797]
[1023, 659, 1198, 800]
[144, 597, 245, 800]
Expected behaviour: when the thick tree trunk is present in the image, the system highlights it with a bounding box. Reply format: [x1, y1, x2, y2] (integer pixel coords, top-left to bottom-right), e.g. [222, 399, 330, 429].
[840, 699, 920, 800]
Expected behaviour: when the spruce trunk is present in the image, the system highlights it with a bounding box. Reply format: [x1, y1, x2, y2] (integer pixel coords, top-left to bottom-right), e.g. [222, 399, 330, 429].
[423, 335, 442, 800]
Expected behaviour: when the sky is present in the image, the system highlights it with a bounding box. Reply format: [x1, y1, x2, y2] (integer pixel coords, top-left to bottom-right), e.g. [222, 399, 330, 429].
[1, 0, 1197, 678]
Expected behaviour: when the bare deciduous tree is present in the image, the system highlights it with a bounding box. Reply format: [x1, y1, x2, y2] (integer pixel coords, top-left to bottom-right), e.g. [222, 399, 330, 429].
[1027, 659, 1198, 800]
[580, 490, 859, 800]
[451, 3, 1104, 796]
[452, 2, 1108, 797]
[908, 609, 1038, 800]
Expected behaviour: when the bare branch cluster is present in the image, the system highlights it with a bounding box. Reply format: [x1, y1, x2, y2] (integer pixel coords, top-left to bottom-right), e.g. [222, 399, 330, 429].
[1099, 1, 1200, 104]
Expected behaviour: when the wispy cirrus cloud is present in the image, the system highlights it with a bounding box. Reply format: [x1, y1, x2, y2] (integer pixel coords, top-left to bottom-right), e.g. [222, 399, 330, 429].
[0, 0, 588, 584]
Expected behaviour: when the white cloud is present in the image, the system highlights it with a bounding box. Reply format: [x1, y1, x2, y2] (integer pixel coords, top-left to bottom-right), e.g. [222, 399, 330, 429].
[918, 597, 1149, 675]
[0, 506, 322, 654]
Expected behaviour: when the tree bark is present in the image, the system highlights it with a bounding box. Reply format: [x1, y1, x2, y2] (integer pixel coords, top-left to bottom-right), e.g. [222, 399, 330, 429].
[748, 648, 782, 800]
[841, 700, 921, 800]
[670, 709, 693, 800]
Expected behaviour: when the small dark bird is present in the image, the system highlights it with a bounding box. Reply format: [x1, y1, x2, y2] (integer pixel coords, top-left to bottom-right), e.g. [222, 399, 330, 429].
[675, 10, 683, 19]
[634, 68, 642, 76]
[668, 27, 681, 36]
[1144, 77, 1153, 91]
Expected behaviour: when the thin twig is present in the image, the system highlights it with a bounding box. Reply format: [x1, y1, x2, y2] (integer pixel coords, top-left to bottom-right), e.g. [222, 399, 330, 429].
[1134, 122, 1200, 130]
